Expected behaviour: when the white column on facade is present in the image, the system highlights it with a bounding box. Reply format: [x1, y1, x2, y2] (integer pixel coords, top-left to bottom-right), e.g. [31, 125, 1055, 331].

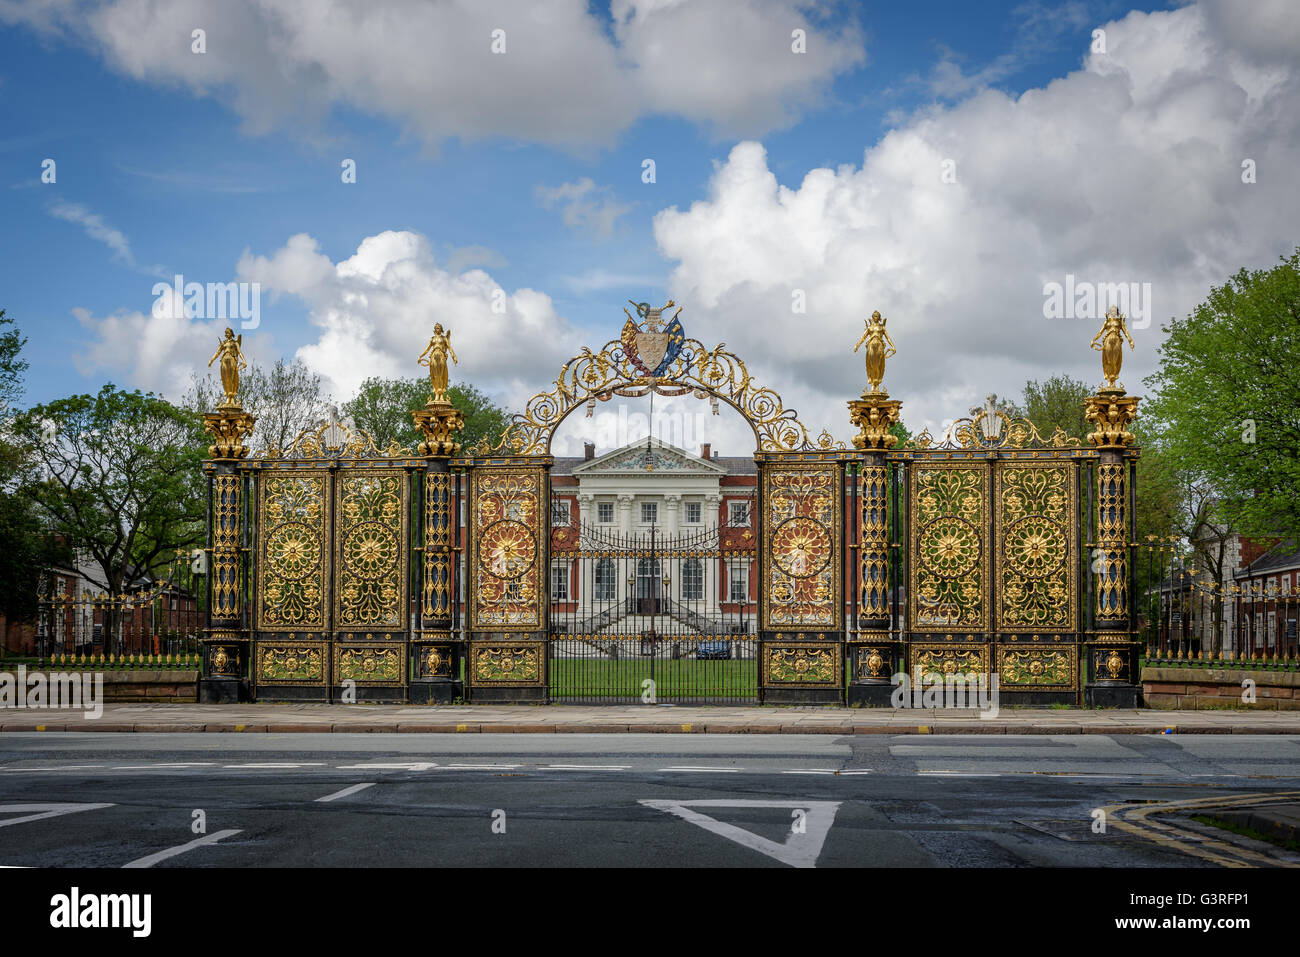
[663, 493, 681, 535]
[704, 492, 723, 530]
[576, 493, 595, 527]
[617, 493, 634, 534]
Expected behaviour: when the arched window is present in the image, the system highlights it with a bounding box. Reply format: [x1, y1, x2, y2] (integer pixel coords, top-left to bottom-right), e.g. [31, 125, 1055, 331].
[681, 559, 704, 600]
[594, 559, 616, 601]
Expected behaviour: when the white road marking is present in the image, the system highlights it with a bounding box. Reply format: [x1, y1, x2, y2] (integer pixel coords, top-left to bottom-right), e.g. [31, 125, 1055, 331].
[111, 763, 216, 770]
[0, 803, 115, 829]
[335, 763, 439, 771]
[441, 764, 520, 770]
[837, 770, 873, 775]
[315, 783, 376, 803]
[224, 763, 327, 769]
[781, 769, 837, 775]
[1, 765, 106, 772]
[916, 771, 1003, 777]
[545, 765, 629, 771]
[660, 767, 740, 773]
[122, 829, 243, 868]
[641, 799, 841, 868]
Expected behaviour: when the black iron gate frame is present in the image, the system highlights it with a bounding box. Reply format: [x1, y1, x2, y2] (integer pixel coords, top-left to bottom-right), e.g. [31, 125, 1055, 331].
[547, 497, 760, 704]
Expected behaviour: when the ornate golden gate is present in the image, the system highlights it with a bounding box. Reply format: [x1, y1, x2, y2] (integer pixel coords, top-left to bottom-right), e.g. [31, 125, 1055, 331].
[458, 302, 850, 704]
[198, 301, 1142, 708]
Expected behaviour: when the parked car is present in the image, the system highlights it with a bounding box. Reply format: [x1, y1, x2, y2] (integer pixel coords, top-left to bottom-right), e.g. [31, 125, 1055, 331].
[696, 639, 731, 660]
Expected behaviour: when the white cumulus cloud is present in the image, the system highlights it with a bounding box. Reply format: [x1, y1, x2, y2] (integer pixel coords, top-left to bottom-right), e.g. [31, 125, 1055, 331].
[651, 0, 1300, 440]
[2, 0, 865, 147]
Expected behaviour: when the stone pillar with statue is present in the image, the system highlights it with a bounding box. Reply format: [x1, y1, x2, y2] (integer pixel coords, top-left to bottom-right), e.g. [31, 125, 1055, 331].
[411, 324, 467, 703]
[847, 310, 903, 706]
[199, 328, 257, 703]
[1084, 305, 1142, 707]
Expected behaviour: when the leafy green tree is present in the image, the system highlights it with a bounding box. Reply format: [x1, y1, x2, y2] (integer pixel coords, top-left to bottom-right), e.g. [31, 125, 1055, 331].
[343, 376, 427, 449]
[1017, 373, 1092, 442]
[343, 376, 510, 452]
[1143, 247, 1300, 543]
[0, 309, 25, 414]
[190, 357, 332, 453]
[0, 309, 61, 640]
[12, 386, 207, 603]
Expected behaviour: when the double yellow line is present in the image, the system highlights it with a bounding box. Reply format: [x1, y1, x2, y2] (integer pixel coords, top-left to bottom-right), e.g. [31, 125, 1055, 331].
[1100, 791, 1300, 867]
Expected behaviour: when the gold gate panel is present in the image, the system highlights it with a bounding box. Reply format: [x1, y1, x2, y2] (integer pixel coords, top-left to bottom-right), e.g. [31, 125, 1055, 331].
[333, 471, 409, 633]
[469, 466, 546, 631]
[995, 462, 1076, 632]
[909, 462, 989, 632]
[257, 472, 330, 632]
[760, 462, 842, 630]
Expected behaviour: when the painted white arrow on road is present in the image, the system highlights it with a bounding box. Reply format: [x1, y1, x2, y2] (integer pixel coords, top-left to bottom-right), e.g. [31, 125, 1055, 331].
[0, 803, 115, 829]
[639, 799, 841, 868]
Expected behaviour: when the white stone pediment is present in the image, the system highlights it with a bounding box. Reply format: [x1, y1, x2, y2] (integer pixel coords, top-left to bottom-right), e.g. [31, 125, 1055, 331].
[573, 437, 727, 477]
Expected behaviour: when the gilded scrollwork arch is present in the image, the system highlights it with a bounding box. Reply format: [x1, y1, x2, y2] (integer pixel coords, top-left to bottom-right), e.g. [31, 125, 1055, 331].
[907, 408, 1082, 451]
[472, 313, 843, 455]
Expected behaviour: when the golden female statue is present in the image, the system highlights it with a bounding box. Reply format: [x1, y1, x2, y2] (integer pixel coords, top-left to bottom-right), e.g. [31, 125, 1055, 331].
[207, 327, 245, 408]
[418, 323, 458, 404]
[1090, 305, 1135, 389]
[854, 310, 896, 393]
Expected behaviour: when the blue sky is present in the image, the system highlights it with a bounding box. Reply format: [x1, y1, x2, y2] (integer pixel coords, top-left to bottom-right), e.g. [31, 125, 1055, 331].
[1, 0, 1296, 452]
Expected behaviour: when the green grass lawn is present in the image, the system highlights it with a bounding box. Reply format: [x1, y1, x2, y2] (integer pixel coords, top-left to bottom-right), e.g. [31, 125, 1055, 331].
[548, 656, 757, 699]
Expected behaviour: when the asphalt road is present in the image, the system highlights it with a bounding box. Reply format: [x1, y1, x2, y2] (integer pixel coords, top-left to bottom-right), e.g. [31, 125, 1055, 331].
[2, 733, 1300, 868]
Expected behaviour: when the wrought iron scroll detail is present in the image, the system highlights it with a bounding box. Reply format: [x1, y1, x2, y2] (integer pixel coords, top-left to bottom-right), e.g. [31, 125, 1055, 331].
[423, 473, 453, 621]
[762, 464, 841, 629]
[470, 468, 545, 630]
[995, 463, 1076, 631]
[258, 420, 407, 460]
[334, 472, 407, 631]
[257, 473, 329, 631]
[473, 334, 843, 456]
[859, 464, 889, 619]
[1095, 463, 1126, 620]
[909, 410, 1080, 451]
[910, 464, 988, 632]
[212, 474, 241, 620]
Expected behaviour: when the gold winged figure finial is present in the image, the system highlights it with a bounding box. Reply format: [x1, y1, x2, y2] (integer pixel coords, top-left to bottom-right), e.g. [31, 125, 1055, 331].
[207, 327, 246, 408]
[854, 310, 896, 394]
[418, 323, 459, 404]
[1090, 305, 1135, 390]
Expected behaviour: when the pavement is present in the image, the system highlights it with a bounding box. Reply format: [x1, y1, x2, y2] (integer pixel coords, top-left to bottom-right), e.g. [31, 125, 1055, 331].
[1201, 802, 1300, 850]
[4, 703, 1300, 733]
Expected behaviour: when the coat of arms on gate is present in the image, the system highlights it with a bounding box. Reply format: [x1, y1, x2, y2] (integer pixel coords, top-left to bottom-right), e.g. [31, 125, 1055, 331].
[621, 299, 684, 377]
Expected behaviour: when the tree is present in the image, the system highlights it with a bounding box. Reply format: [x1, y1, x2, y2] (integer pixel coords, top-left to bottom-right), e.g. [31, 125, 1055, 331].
[343, 376, 427, 450]
[1143, 247, 1300, 544]
[0, 309, 60, 639]
[191, 357, 332, 454]
[1017, 373, 1092, 441]
[0, 309, 27, 414]
[12, 386, 207, 610]
[343, 376, 510, 452]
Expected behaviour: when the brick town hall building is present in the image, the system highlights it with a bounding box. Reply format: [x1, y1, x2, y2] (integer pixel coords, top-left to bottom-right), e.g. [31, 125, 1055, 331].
[547, 437, 759, 650]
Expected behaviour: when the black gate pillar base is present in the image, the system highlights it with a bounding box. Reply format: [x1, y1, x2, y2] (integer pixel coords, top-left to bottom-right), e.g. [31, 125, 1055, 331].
[409, 680, 464, 704]
[1085, 683, 1141, 708]
[847, 682, 895, 708]
[199, 677, 243, 704]
[763, 687, 843, 706]
[468, 686, 547, 705]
